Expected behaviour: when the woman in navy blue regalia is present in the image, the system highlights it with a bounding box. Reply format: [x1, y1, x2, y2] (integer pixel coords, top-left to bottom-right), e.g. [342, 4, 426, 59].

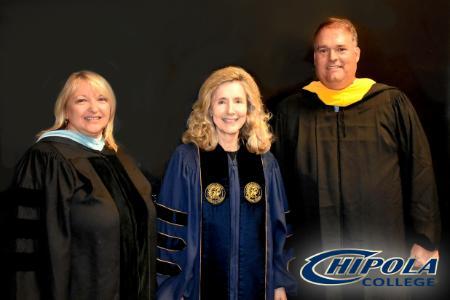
[156, 66, 295, 300]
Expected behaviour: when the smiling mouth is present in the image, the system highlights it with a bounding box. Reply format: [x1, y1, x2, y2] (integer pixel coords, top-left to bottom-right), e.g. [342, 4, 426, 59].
[222, 118, 240, 123]
[327, 65, 342, 69]
[84, 116, 102, 121]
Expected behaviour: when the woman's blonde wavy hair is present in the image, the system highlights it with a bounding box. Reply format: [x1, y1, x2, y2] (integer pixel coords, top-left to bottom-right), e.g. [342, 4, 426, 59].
[37, 70, 118, 151]
[182, 66, 273, 154]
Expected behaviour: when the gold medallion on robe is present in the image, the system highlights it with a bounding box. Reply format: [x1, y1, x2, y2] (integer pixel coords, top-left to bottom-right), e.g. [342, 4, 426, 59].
[205, 183, 226, 205]
[244, 182, 262, 203]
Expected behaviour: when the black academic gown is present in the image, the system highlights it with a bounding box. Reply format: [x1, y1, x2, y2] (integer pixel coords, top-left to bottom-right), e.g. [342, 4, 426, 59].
[1, 137, 156, 300]
[273, 83, 441, 299]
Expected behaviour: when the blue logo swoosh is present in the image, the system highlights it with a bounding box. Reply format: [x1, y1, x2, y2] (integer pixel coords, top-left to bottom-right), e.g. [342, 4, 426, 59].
[300, 249, 381, 285]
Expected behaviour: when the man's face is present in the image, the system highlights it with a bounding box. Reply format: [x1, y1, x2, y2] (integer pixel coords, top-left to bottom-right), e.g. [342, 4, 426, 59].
[314, 26, 360, 90]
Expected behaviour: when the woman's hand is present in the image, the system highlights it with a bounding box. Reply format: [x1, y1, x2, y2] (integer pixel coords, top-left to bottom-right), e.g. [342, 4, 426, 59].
[274, 287, 287, 300]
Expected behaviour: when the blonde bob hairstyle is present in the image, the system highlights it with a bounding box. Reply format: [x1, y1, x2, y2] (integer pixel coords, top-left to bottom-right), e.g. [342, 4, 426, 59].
[182, 66, 273, 154]
[37, 70, 118, 151]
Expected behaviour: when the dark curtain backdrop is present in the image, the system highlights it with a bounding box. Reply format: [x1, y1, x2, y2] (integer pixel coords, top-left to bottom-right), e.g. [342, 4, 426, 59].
[1, 0, 448, 298]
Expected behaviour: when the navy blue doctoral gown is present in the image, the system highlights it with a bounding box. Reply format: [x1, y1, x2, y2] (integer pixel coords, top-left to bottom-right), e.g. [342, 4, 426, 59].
[156, 143, 294, 299]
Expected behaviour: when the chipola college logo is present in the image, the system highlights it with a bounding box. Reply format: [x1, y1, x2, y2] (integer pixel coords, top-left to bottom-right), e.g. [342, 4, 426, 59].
[300, 249, 438, 287]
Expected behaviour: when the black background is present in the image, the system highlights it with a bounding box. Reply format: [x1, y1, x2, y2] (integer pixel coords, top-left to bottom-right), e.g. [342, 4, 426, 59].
[1, 0, 448, 298]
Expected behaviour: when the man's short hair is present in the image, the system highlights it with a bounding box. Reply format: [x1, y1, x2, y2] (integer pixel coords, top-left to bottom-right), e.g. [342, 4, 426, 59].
[313, 17, 358, 46]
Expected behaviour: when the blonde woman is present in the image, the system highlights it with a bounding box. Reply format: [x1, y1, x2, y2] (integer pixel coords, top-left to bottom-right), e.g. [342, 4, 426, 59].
[4, 71, 156, 299]
[156, 66, 294, 300]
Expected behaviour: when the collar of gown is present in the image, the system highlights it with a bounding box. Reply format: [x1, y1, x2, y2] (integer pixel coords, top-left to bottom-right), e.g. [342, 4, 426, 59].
[37, 129, 105, 151]
[303, 78, 376, 107]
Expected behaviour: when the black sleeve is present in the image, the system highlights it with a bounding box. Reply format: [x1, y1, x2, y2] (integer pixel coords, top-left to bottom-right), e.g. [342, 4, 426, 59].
[1, 144, 77, 299]
[393, 92, 441, 250]
[272, 98, 299, 185]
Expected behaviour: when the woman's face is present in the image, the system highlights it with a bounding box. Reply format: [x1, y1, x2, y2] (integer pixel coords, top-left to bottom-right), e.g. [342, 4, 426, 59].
[65, 80, 111, 138]
[210, 81, 247, 143]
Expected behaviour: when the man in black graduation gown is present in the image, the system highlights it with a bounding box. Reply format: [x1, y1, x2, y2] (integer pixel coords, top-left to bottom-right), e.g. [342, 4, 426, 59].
[273, 17, 441, 299]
